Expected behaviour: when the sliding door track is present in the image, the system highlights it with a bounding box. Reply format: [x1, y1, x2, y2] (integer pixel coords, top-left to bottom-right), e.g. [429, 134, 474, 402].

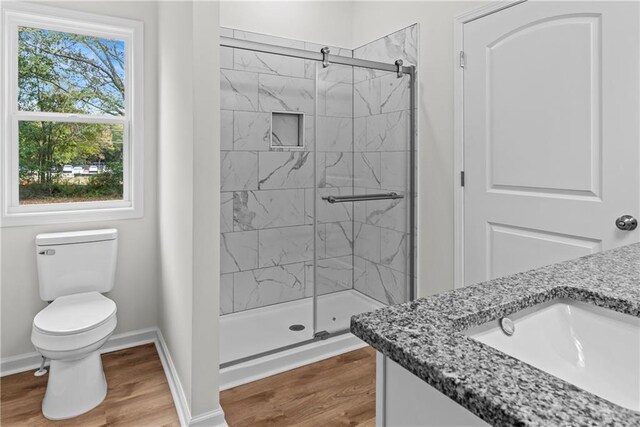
[220, 328, 352, 369]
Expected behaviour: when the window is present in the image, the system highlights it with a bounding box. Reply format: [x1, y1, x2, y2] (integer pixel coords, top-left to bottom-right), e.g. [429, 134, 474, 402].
[1, 3, 143, 225]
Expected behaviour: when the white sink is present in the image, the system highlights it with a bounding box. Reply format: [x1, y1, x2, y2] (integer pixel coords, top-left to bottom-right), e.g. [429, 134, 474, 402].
[466, 299, 640, 412]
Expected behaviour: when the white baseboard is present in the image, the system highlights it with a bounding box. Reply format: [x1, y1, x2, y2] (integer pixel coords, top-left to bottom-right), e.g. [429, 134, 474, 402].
[104, 327, 158, 352]
[0, 350, 43, 378]
[153, 329, 227, 427]
[0, 327, 157, 377]
[189, 409, 228, 427]
[1, 327, 227, 427]
[153, 328, 191, 426]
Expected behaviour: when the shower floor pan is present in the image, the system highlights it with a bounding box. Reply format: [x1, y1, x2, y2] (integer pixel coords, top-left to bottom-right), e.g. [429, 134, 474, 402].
[219, 289, 383, 390]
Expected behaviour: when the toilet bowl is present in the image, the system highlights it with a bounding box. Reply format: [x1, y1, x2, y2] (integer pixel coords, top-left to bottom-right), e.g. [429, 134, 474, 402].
[32, 292, 117, 420]
[32, 229, 118, 420]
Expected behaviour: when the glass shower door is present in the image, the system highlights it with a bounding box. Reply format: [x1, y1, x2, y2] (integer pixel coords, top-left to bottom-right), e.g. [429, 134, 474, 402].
[314, 63, 413, 335]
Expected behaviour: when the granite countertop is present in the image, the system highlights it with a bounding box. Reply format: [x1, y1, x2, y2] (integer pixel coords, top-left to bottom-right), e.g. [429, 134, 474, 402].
[351, 243, 640, 426]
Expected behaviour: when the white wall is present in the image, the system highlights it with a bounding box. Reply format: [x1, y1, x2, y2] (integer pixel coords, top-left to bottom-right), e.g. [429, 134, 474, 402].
[350, 1, 488, 296]
[158, 0, 195, 407]
[190, 0, 221, 417]
[220, 1, 355, 48]
[0, 1, 160, 359]
[158, 0, 221, 421]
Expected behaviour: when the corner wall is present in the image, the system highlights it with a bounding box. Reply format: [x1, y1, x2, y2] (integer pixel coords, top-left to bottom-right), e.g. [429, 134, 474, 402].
[158, 1, 222, 423]
[158, 0, 195, 408]
[191, 0, 221, 418]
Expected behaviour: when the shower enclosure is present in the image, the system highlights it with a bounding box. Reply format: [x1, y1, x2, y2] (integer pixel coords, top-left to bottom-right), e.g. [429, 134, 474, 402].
[219, 27, 417, 370]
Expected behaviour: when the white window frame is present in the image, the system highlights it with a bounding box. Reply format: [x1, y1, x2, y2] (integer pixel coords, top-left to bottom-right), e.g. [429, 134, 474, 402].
[0, 3, 144, 226]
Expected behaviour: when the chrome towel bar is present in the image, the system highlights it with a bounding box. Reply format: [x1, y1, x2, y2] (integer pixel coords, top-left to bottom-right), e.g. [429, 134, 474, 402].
[322, 192, 404, 204]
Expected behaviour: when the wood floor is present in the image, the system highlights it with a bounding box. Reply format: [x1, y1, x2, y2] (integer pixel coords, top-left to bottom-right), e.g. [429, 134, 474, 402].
[0, 343, 180, 427]
[1, 344, 376, 427]
[220, 347, 376, 427]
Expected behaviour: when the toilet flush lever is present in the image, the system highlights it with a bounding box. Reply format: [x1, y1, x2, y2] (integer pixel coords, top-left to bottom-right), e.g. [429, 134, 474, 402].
[38, 249, 55, 255]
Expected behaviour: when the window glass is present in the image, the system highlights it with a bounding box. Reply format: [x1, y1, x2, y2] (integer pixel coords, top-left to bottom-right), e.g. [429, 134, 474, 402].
[18, 26, 125, 116]
[18, 121, 124, 204]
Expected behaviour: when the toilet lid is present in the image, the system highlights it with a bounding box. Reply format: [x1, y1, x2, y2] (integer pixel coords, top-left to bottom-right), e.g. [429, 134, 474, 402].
[34, 292, 117, 336]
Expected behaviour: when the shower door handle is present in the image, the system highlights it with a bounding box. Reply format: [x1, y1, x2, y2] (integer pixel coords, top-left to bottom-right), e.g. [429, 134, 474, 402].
[322, 192, 404, 204]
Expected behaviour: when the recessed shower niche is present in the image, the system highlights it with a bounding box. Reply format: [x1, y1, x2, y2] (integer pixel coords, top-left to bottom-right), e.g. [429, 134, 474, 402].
[270, 111, 304, 149]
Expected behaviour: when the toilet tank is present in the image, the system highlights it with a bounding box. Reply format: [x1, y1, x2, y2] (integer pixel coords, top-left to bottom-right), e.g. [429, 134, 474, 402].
[36, 229, 118, 301]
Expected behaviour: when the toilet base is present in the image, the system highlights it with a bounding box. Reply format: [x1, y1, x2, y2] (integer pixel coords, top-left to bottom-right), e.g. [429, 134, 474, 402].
[42, 351, 107, 420]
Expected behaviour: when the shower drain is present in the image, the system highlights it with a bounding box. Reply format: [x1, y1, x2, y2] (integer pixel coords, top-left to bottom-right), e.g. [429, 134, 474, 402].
[289, 324, 305, 331]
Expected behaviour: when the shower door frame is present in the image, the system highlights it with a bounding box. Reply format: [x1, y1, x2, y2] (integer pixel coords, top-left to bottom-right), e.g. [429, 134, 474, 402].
[219, 36, 417, 366]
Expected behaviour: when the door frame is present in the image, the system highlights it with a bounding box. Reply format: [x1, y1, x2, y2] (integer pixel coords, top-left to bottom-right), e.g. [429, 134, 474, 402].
[453, 0, 528, 289]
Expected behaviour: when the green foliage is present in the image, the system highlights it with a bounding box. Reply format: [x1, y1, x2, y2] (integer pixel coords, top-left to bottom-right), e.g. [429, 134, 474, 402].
[20, 160, 123, 202]
[87, 161, 123, 195]
[18, 27, 125, 115]
[19, 180, 123, 202]
[17, 26, 126, 203]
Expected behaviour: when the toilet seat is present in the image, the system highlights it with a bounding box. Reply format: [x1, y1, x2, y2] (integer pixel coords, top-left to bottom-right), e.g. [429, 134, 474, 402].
[32, 292, 117, 354]
[34, 292, 116, 335]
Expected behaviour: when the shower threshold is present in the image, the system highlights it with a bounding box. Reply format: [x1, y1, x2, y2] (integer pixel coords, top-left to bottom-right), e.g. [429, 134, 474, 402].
[219, 289, 383, 390]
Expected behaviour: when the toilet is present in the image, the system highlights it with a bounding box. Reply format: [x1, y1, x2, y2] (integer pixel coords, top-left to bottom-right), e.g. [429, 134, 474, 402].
[31, 229, 118, 420]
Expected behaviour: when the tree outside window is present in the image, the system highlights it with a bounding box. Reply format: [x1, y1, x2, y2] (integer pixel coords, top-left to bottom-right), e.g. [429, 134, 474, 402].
[17, 27, 125, 204]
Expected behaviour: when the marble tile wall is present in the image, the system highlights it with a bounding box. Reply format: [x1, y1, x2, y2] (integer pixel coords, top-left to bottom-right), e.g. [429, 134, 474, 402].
[220, 28, 356, 315]
[350, 24, 418, 306]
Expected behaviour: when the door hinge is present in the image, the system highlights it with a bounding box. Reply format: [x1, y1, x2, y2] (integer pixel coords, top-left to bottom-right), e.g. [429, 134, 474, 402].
[460, 171, 465, 187]
[459, 51, 465, 68]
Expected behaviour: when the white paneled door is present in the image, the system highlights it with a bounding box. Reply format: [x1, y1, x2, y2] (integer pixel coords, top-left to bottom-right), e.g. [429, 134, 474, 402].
[463, 1, 640, 286]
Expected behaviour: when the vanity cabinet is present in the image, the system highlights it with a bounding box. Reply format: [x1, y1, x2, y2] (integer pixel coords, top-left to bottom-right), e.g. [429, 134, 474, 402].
[376, 353, 489, 427]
